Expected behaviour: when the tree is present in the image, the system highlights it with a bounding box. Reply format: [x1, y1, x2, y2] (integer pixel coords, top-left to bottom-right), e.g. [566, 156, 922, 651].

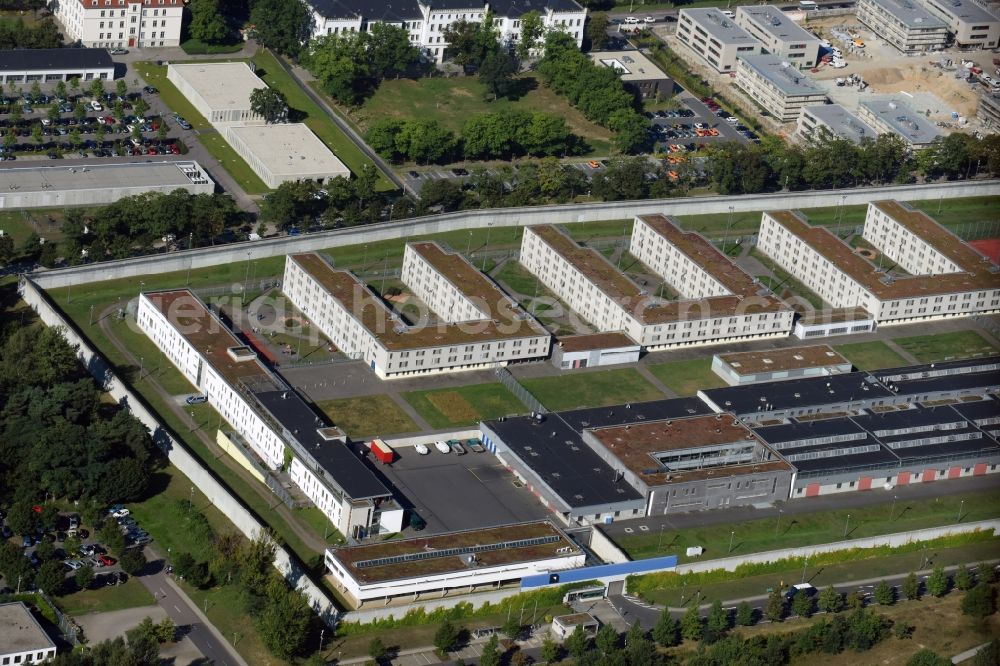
[368, 637, 387, 663]
[624, 621, 656, 666]
[792, 590, 815, 619]
[765, 588, 786, 623]
[69, 77, 80, 95]
[366, 22, 419, 81]
[155, 618, 176, 643]
[564, 624, 590, 660]
[735, 601, 755, 626]
[979, 562, 997, 585]
[584, 13, 610, 51]
[303, 32, 372, 105]
[134, 97, 149, 119]
[516, 10, 544, 61]
[926, 566, 950, 597]
[902, 572, 920, 600]
[539, 635, 560, 664]
[652, 609, 680, 647]
[37, 560, 66, 595]
[119, 548, 146, 575]
[502, 615, 521, 641]
[433, 621, 459, 655]
[47, 103, 59, 122]
[248, 87, 287, 124]
[907, 648, 953, 666]
[89, 77, 104, 100]
[954, 564, 975, 591]
[55, 80, 67, 100]
[443, 14, 498, 67]
[115, 79, 128, 98]
[595, 623, 618, 655]
[31, 122, 42, 147]
[819, 586, 844, 613]
[7, 502, 37, 535]
[30, 80, 41, 102]
[608, 108, 650, 154]
[69, 127, 82, 149]
[681, 603, 703, 641]
[478, 45, 517, 101]
[253, 576, 312, 660]
[249, 0, 311, 56]
[75, 564, 94, 590]
[73, 101, 86, 122]
[480, 634, 501, 666]
[188, 0, 230, 44]
[707, 599, 729, 637]
[873, 580, 895, 606]
[961, 583, 997, 622]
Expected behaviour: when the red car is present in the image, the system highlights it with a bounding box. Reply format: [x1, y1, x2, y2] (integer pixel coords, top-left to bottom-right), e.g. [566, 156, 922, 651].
[147, 147, 157, 155]
[169, 144, 180, 155]
[103, 116, 115, 125]
[98, 554, 116, 567]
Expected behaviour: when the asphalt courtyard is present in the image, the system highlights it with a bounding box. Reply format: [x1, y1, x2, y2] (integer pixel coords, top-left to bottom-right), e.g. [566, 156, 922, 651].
[371, 445, 551, 535]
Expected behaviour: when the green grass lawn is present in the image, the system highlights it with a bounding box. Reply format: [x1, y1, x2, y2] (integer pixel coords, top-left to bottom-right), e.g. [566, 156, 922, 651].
[895, 330, 999, 363]
[180, 38, 245, 55]
[56, 577, 155, 616]
[352, 74, 614, 157]
[0, 208, 69, 246]
[616, 487, 1000, 562]
[250, 50, 395, 192]
[180, 580, 285, 666]
[403, 383, 526, 428]
[910, 195, 1000, 229]
[521, 368, 664, 411]
[315, 395, 418, 438]
[132, 61, 268, 194]
[647, 358, 727, 396]
[749, 248, 825, 309]
[834, 341, 908, 371]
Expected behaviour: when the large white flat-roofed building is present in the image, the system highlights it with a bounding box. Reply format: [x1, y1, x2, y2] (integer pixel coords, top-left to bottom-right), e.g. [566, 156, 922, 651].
[49, 0, 183, 48]
[284, 248, 550, 380]
[0, 602, 56, 664]
[797, 104, 878, 144]
[856, 0, 950, 53]
[224, 124, 350, 189]
[919, 0, 1000, 48]
[711, 345, 853, 385]
[0, 161, 213, 209]
[978, 92, 1000, 130]
[735, 55, 826, 122]
[166, 62, 266, 125]
[306, 0, 587, 65]
[736, 5, 822, 68]
[677, 8, 762, 72]
[138, 289, 400, 539]
[520, 219, 793, 350]
[0, 47, 113, 84]
[325, 521, 584, 607]
[589, 51, 673, 99]
[858, 98, 942, 148]
[757, 201, 1000, 325]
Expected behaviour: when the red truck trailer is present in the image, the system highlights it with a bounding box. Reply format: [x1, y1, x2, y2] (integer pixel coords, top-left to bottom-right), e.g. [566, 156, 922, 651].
[369, 438, 395, 465]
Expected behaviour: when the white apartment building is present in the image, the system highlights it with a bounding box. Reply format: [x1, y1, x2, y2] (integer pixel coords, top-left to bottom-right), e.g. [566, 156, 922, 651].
[138, 289, 398, 539]
[283, 249, 550, 380]
[325, 521, 584, 606]
[797, 104, 877, 144]
[856, 0, 950, 53]
[306, 0, 587, 64]
[736, 5, 822, 68]
[49, 0, 183, 48]
[677, 8, 762, 72]
[735, 55, 827, 122]
[757, 201, 1000, 325]
[858, 98, 942, 148]
[919, 0, 1000, 48]
[520, 220, 793, 349]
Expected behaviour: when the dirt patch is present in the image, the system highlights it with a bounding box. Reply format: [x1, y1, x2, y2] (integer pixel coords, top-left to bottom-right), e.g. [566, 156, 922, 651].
[425, 391, 480, 423]
[863, 67, 906, 86]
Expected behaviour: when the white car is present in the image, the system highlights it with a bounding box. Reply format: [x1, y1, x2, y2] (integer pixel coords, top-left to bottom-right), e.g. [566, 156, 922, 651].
[624, 16, 639, 24]
[414, 443, 430, 455]
[64, 559, 83, 570]
[434, 441, 451, 454]
[644, 16, 655, 23]
[111, 508, 130, 518]
[89, 100, 103, 111]
[831, 60, 847, 68]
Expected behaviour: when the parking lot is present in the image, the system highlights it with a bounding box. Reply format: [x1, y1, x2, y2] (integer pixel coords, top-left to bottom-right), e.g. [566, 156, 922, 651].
[371, 444, 552, 536]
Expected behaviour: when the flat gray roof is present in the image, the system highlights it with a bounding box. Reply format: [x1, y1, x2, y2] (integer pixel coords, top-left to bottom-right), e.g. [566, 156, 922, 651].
[738, 54, 825, 95]
[590, 51, 667, 81]
[168, 62, 264, 112]
[860, 97, 942, 145]
[864, 0, 947, 28]
[226, 124, 350, 178]
[737, 6, 820, 42]
[0, 602, 56, 655]
[801, 104, 877, 143]
[680, 8, 760, 44]
[923, 0, 999, 24]
[0, 160, 208, 194]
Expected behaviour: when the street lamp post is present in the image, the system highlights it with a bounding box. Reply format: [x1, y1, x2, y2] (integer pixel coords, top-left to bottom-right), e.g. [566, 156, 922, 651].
[728, 530, 735, 554]
[801, 557, 808, 584]
[844, 514, 851, 538]
[957, 499, 964, 523]
[774, 509, 783, 536]
[481, 223, 493, 271]
[724, 206, 734, 254]
[890, 495, 898, 521]
[243, 251, 252, 303]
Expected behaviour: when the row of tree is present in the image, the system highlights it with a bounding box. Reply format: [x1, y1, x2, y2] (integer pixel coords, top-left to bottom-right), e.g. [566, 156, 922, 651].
[48, 616, 175, 665]
[0, 16, 62, 49]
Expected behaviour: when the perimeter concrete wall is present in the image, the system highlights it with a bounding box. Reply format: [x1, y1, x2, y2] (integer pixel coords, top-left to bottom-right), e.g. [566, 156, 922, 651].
[30, 180, 1000, 289]
[18, 277, 339, 625]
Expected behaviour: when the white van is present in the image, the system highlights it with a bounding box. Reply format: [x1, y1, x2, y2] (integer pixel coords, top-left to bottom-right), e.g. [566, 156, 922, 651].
[721, 9, 735, 17]
[624, 16, 639, 24]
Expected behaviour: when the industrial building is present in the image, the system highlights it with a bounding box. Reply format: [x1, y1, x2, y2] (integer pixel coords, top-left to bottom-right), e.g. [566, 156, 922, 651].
[677, 8, 762, 73]
[49, 0, 183, 48]
[0, 47, 113, 84]
[711, 345, 853, 385]
[137, 289, 401, 539]
[918, 0, 1000, 48]
[520, 218, 793, 350]
[0, 161, 214, 210]
[978, 92, 1000, 130]
[324, 521, 585, 606]
[550, 332, 642, 370]
[792, 307, 878, 339]
[855, 0, 950, 53]
[224, 124, 350, 189]
[589, 51, 674, 100]
[797, 104, 878, 145]
[166, 63, 267, 125]
[0, 601, 56, 665]
[735, 55, 827, 123]
[736, 5, 822, 68]
[306, 0, 587, 64]
[858, 98, 942, 149]
[283, 248, 550, 379]
[757, 201, 1000, 325]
